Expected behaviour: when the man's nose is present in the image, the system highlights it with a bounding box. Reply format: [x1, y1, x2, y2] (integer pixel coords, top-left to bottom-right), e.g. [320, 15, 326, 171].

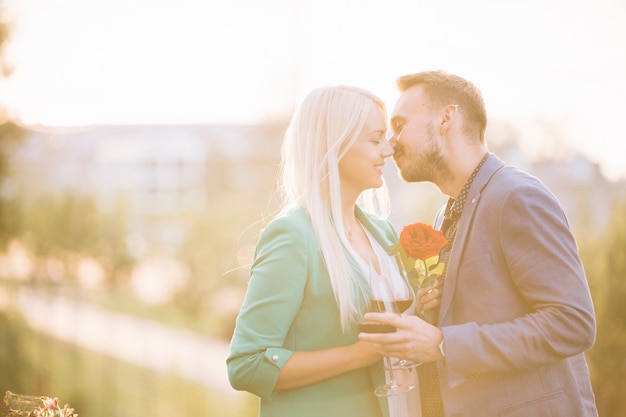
[387, 131, 398, 147]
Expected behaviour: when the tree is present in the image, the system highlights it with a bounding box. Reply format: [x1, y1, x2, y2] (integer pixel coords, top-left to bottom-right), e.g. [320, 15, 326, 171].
[583, 201, 626, 416]
[0, 15, 26, 249]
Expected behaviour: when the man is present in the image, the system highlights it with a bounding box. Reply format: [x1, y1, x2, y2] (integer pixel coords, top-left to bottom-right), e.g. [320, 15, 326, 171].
[359, 70, 598, 416]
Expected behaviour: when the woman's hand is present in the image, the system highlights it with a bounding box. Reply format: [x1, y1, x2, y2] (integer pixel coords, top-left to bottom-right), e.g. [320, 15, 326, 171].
[351, 339, 384, 367]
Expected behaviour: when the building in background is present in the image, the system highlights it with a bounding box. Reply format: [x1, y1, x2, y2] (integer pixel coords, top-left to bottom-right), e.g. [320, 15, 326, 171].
[10, 123, 626, 249]
[11, 124, 284, 246]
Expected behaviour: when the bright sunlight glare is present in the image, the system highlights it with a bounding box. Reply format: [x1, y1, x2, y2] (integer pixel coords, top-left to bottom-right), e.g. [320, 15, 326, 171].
[1, 0, 625, 180]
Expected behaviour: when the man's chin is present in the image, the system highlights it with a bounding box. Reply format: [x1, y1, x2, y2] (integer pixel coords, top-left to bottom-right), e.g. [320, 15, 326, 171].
[396, 166, 424, 184]
[393, 157, 408, 174]
[393, 155, 420, 182]
[399, 170, 415, 183]
[394, 165, 412, 182]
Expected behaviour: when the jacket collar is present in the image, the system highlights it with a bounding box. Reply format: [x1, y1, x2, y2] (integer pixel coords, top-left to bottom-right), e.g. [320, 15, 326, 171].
[355, 205, 395, 252]
[438, 153, 506, 322]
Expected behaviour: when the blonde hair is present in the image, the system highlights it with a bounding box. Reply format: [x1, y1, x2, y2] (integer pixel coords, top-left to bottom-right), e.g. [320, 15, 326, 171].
[278, 85, 390, 330]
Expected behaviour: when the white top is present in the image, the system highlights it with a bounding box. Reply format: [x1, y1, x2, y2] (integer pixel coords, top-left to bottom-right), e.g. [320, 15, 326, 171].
[356, 226, 422, 417]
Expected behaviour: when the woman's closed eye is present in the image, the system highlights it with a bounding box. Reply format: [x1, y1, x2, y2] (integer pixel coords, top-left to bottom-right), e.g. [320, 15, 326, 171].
[369, 131, 386, 144]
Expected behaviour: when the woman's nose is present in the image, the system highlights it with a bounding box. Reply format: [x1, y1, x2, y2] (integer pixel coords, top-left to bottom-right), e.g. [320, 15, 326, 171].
[387, 131, 398, 147]
[382, 139, 394, 158]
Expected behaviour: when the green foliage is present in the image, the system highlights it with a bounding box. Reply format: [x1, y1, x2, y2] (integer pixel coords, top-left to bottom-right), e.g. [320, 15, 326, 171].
[17, 191, 133, 285]
[0, 310, 258, 417]
[582, 201, 626, 417]
[0, 18, 26, 249]
[0, 312, 37, 395]
[170, 142, 281, 339]
[0, 123, 26, 250]
[24, 193, 99, 256]
[0, 90, 24, 253]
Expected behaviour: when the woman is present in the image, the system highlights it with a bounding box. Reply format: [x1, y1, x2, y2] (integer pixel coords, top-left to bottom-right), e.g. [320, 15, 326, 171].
[227, 85, 408, 417]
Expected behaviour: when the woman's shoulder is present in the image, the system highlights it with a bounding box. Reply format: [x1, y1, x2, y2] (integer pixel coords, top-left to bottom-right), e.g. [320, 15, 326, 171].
[266, 206, 311, 228]
[260, 207, 314, 240]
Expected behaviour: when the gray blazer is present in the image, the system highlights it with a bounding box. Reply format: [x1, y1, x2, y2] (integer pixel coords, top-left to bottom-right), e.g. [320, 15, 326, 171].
[436, 153, 598, 417]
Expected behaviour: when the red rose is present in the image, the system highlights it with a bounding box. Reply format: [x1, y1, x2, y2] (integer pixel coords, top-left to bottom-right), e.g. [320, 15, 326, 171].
[399, 222, 448, 260]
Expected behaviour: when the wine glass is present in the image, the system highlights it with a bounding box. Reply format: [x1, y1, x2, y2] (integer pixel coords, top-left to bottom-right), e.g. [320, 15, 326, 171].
[359, 258, 415, 397]
[388, 252, 422, 370]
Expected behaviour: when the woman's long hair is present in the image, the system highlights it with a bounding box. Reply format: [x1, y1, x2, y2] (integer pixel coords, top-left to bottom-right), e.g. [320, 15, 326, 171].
[277, 85, 390, 331]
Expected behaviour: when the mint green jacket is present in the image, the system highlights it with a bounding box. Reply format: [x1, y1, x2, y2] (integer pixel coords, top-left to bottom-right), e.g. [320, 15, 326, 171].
[227, 206, 398, 417]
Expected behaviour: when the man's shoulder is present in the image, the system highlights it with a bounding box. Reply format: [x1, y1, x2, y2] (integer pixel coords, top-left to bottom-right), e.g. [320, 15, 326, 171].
[491, 163, 545, 189]
[486, 164, 562, 208]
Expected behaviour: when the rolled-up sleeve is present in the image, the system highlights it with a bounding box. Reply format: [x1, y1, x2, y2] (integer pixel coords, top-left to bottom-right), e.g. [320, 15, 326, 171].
[226, 216, 308, 399]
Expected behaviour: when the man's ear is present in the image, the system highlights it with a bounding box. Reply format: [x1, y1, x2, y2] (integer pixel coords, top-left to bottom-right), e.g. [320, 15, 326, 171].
[439, 104, 459, 135]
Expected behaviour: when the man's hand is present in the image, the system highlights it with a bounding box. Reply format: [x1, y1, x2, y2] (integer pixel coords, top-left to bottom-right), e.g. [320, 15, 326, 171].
[358, 312, 444, 363]
[417, 284, 442, 315]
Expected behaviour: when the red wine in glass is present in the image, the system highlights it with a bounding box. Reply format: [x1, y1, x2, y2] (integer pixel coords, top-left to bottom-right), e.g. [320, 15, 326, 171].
[358, 298, 413, 333]
[394, 298, 413, 313]
[362, 257, 416, 397]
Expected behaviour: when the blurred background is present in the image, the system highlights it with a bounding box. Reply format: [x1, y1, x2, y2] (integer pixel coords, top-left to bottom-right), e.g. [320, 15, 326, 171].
[0, 0, 625, 416]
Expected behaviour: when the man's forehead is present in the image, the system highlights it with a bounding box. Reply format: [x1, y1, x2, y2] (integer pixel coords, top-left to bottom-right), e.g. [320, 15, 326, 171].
[391, 86, 427, 118]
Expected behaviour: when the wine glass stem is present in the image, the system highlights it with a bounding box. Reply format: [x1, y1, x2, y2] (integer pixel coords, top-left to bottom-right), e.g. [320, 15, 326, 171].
[384, 356, 398, 386]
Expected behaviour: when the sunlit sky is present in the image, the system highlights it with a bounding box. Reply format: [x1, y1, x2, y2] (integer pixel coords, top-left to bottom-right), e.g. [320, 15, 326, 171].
[1, 0, 625, 180]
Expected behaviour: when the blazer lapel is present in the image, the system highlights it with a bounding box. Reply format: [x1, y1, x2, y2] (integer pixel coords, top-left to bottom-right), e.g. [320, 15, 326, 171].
[344, 206, 396, 286]
[355, 206, 396, 252]
[438, 154, 506, 323]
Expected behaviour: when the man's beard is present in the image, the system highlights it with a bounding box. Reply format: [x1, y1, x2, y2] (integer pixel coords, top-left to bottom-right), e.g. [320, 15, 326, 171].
[396, 125, 453, 185]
